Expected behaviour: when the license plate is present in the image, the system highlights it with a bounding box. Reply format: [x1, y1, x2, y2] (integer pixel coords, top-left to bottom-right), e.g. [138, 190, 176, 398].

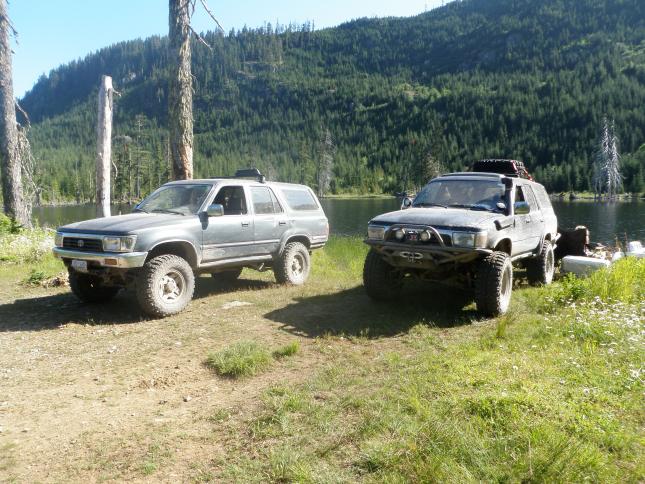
[71, 259, 88, 273]
[408, 233, 418, 241]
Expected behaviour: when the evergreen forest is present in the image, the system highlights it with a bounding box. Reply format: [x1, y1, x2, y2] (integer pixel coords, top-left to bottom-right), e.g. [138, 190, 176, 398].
[16, 0, 645, 203]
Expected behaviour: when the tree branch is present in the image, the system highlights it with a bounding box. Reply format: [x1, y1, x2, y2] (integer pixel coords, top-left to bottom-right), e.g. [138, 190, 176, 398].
[15, 100, 30, 128]
[197, 0, 224, 32]
[188, 25, 212, 50]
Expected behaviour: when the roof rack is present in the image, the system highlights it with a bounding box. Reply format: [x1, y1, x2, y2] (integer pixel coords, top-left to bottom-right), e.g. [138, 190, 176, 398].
[472, 159, 533, 180]
[211, 167, 266, 183]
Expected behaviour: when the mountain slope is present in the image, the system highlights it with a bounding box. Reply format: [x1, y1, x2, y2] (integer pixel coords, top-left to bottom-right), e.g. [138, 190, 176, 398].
[20, 0, 645, 201]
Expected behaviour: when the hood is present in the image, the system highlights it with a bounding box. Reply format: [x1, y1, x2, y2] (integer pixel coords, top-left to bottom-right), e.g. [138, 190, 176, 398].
[370, 207, 501, 230]
[58, 213, 196, 234]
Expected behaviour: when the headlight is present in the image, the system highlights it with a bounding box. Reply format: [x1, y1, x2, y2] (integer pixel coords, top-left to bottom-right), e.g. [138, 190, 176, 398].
[452, 231, 487, 248]
[367, 225, 386, 240]
[394, 229, 405, 240]
[102, 235, 137, 252]
[54, 232, 64, 247]
[420, 230, 431, 242]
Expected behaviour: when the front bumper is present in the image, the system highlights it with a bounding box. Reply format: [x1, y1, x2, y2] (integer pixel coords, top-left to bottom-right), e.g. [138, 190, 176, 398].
[53, 247, 148, 268]
[365, 239, 491, 269]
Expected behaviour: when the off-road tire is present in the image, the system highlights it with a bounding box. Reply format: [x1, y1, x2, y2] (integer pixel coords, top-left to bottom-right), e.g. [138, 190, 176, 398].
[68, 270, 120, 303]
[136, 254, 195, 318]
[211, 268, 243, 282]
[525, 240, 555, 286]
[475, 251, 513, 316]
[274, 242, 311, 285]
[363, 249, 402, 301]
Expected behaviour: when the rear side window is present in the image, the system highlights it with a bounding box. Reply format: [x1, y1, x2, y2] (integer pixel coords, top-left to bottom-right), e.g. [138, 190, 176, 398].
[533, 185, 552, 210]
[251, 187, 282, 214]
[281, 189, 319, 211]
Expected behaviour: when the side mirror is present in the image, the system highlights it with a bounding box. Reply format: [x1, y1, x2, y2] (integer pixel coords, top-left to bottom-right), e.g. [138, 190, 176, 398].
[401, 197, 413, 210]
[206, 203, 224, 217]
[514, 201, 530, 215]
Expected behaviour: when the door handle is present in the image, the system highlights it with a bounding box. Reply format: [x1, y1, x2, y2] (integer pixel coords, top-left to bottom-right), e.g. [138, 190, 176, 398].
[525, 217, 531, 223]
[241, 221, 250, 227]
[278, 221, 287, 226]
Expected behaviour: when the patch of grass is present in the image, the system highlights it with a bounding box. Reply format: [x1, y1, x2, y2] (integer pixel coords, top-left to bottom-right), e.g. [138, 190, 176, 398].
[273, 341, 300, 359]
[206, 341, 272, 378]
[312, 235, 367, 284]
[208, 263, 644, 482]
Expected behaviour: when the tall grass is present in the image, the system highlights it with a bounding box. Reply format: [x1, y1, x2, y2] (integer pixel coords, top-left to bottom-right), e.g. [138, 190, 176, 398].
[536, 257, 644, 312]
[0, 214, 54, 263]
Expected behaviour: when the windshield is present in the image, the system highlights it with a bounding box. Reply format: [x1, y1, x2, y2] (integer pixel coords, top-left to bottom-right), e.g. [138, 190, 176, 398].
[136, 184, 212, 215]
[413, 179, 507, 211]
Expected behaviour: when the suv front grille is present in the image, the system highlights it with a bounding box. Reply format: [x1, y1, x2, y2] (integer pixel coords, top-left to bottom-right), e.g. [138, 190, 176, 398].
[63, 237, 103, 252]
[387, 229, 452, 246]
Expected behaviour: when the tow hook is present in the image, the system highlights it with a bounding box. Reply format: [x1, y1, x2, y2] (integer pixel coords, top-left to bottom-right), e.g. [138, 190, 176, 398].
[399, 251, 423, 262]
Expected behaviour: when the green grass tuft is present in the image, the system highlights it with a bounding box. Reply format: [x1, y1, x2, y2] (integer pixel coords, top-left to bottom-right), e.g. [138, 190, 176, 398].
[206, 341, 272, 378]
[273, 341, 300, 359]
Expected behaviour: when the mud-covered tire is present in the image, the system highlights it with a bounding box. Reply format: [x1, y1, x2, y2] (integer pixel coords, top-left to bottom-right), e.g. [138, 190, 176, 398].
[525, 240, 555, 286]
[274, 242, 310, 285]
[136, 254, 195, 318]
[363, 249, 402, 301]
[475, 251, 513, 316]
[211, 267, 243, 282]
[68, 270, 120, 303]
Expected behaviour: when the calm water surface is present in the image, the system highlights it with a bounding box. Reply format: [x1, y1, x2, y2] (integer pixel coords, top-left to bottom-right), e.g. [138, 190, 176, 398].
[32, 198, 644, 244]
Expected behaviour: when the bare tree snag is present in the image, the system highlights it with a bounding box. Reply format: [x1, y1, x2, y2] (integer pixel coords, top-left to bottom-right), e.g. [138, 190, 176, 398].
[0, 0, 30, 227]
[169, 0, 194, 180]
[96, 75, 113, 217]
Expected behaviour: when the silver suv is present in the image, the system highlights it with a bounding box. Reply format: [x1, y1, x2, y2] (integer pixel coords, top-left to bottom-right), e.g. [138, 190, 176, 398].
[53, 170, 328, 317]
[363, 170, 558, 316]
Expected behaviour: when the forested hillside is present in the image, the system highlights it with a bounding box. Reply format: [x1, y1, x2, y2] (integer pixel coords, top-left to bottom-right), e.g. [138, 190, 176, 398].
[19, 0, 645, 202]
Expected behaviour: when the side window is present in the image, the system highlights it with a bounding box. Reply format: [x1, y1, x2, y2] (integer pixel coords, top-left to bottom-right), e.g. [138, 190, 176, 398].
[213, 186, 247, 215]
[534, 185, 552, 210]
[269, 188, 283, 213]
[524, 186, 539, 212]
[281, 189, 319, 211]
[250, 187, 275, 215]
[515, 186, 526, 203]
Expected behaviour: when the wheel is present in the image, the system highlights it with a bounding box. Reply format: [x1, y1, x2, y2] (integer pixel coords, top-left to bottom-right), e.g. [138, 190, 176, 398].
[211, 268, 243, 282]
[136, 254, 195, 317]
[363, 249, 402, 301]
[68, 270, 120, 303]
[274, 242, 311, 285]
[475, 251, 513, 316]
[525, 240, 555, 286]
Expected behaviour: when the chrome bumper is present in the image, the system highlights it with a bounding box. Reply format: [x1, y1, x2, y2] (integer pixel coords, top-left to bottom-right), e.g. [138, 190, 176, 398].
[53, 247, 148, 268]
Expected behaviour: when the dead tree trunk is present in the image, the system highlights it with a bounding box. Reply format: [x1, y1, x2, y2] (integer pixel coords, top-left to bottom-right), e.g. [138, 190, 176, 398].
[0, 0, 30, 227]
[96, 75, 113, 217]
[168, 0, 193, 180]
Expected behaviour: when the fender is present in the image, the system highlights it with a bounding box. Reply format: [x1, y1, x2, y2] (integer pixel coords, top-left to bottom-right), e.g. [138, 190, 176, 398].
[277, 229, 312, 255]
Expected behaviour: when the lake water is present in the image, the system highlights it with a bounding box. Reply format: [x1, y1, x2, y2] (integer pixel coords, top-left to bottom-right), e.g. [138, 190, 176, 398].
[31, 198, 644, 244]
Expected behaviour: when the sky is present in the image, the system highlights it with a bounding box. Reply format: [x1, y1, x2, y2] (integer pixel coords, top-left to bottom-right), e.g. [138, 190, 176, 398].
[7, 0, 447, 98]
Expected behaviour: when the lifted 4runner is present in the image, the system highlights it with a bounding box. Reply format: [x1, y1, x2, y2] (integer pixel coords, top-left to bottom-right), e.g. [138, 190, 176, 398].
[363, 166, 558, 316]
[53, 170, 328, 317]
